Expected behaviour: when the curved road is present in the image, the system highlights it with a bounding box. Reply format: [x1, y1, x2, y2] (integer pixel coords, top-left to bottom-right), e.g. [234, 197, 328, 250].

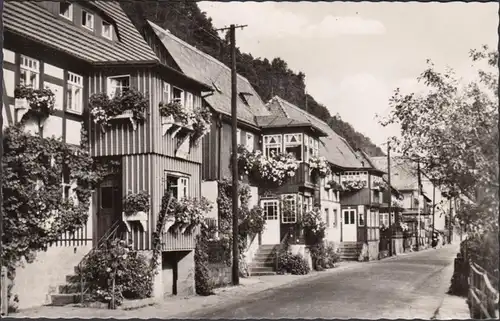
[183, 245, 459, 319]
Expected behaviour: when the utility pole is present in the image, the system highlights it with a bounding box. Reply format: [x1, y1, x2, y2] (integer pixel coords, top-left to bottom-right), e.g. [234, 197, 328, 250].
[416, 160, 422, 251]
[387, 142, 393, 256]
[216, 23, 247, 286]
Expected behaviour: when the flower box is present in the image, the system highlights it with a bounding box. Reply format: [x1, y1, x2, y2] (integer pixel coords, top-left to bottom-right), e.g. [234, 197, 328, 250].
[122, 210, 148, 232]
[161, 115, 193, 137]
[110, 110, 139, 131]
[164, 216, 176, 232]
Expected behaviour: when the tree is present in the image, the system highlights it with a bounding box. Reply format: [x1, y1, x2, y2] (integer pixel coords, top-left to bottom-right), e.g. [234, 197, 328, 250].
[380, 45, 498, 235]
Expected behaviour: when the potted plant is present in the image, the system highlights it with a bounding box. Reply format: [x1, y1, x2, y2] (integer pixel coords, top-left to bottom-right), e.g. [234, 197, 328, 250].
[89, 89, 148, 131]
[122, 191, 150, 231]
[327, 180, 344, 192]
[169, 197, 213, 234]
[14, 85, 56, 126]
[341, 179, 367, 192]
[309, 156, 331, 179]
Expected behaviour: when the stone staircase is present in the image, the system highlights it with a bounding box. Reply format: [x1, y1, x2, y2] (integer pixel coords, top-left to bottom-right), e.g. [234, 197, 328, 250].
[249, 244, 278, 276]
[50, 266, 88, 306]
[338, 242, 363, 261]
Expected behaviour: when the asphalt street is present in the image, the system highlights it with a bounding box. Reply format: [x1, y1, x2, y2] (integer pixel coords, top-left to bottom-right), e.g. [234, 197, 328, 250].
[183, 245, 459, 319]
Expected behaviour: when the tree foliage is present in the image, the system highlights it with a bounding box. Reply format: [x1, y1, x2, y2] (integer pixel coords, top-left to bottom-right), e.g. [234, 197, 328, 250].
[120, 1, 385, 157]
[380, 45, 498, 234]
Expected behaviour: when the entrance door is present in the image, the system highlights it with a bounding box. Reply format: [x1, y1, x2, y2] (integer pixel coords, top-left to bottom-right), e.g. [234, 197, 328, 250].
[342, 209, 357, 242]
[97, 176, 121, 240]
[260, 199, 280, 245]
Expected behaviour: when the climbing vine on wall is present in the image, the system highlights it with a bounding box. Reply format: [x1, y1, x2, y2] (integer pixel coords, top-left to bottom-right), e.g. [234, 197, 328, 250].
[2, 123, 111, 308]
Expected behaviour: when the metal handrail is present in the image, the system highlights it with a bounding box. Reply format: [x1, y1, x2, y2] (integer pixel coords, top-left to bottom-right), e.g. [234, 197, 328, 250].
[77, 219, 122, 303]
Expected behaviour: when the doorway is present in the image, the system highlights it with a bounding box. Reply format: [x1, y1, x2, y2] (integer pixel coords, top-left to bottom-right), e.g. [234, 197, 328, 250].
[342, 208, 357, 242]
[260, 199, 280, 245]
[96, 175, 121, 240]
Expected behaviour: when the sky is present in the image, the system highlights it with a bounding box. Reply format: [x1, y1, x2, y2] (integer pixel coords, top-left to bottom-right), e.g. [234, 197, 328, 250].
[197, 1, 498, 148]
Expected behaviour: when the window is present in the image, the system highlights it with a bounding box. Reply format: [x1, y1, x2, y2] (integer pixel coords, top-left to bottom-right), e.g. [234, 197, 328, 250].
[102, 21, 113, 40]
[325, 208, 330, 227]
[284, 133, 302, 161]
[236, 129, 241, 146]
[332, 209, 338, 227]
[262, 200, 279, 220]
[358, 212, 365, 226]
[308, 137, 314, 159]
[263, 135, 282, 157]
[380, 213, 389, 227]
[107, 76, 130, 98]
[245, 133, 254, 152]
[303, 196, 313, 213]
[313, 139, 319, 157]
[304, 134, 309, 161]
[185, 92, 194, 112]
[66, 72, 83, 114]
[367, 209, 371, 227]
[166, 173, 189, 200]
[297, 194, 303, 218]
[172, 87, 184, 104]
[59, 2, 73, 20]
[20, 55, 39, 89]
[281, 195, 297, 223]
[62, 164, 71, 200]
[163, 82, 171, 103]
[81, 10, 94, 31]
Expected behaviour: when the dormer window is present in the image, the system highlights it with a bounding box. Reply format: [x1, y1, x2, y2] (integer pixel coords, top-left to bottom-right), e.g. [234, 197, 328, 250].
[82, 10, 94, 31]
[107, 75, 130, 98]
[239, 93, 249, 106]
[102, 20, 113, 40]
[59, 2, 73, 21]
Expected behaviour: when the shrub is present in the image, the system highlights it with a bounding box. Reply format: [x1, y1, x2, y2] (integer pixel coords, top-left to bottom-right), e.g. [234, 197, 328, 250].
[277, 250, 310, 275]
[123, 191, 150, 216]
[78, 239, 154, 306]
[195, 224, 216, 296]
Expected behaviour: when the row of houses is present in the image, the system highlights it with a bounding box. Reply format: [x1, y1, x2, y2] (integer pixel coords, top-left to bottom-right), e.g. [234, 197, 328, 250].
[2, 1, 461, 310]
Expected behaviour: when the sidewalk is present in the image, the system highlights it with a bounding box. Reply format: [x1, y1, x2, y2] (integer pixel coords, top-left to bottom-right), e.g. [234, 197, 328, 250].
[9, 261, 361, 319]
[433, 294, 470, 320]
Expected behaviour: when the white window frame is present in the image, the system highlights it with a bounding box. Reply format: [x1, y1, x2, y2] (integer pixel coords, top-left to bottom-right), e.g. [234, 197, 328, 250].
[358, 212, 365, 227]
[380, 213, 389, 227]
[59, 2, 73, 21]
[107, 75, 130, 98]
[81, 10, 95, 31]
[304, 134, 310, 162]
[367, 209, 372, 227]
[245, 133, 254, 152]
[102, 20, 113, 40]
[313, 139, 319, 157]
[262, 199, 279, 220]
[20, 55, 40, 89]
[263, 134, 282, 157]
[66, 72, 83, 114]
[284, 133, 303, 161]
[163, 82, 171, 103]
[165, 172, 189, 200]
[325, 208, 330, 227]
[281, 194, 297, 224]
[236, 128, 241, 146]
[172, 86, 184, 104]
[332, 208, 338, 227]
[185, 92, 194, 112]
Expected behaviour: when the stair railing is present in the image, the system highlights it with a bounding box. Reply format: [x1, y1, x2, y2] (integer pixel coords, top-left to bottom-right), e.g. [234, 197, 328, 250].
[275, 231, 290, 273]
[77, 219, 122, 304]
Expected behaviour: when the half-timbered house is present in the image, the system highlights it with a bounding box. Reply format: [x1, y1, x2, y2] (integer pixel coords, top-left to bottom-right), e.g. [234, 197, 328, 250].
[3, 0, 212, 308]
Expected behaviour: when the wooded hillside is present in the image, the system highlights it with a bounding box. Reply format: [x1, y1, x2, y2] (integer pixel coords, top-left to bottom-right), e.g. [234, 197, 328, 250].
[122, 1, 385, 157]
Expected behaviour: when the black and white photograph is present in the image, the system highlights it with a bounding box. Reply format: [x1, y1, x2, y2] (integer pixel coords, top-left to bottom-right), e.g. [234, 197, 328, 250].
[0, 0, 498, 319]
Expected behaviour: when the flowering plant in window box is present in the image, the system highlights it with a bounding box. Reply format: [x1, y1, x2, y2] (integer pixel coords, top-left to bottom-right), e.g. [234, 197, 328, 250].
[341, 179, 367, 191]
[190, 106, 212, 147]
[89, 89, 148, 130]
[327, 180, 344, 192]
[122, 191, 150, 231]
[237, 146, 299, 186]
[309, 156, 331, 179]
[159, 101, 194, 126]
[14, 85, 55, 120]
[372, 178, 388, 191]
[239, 206, 266, 236]
[168, 197, 213, 234]
[392, 198, 404, 209]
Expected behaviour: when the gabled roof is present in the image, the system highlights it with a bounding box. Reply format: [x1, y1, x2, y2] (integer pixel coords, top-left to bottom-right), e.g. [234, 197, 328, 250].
[266, 96, 364, 169]
[3, 1, 159, 63]
[370, 156, 419, 191]
[255, 116, 328, 136]
[148, 21, 271, 127]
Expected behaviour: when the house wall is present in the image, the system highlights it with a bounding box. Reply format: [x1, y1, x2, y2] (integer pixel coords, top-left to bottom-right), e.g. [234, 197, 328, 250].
[319, 176, 341, 244]
[88, 69, 203, 163]
[3, 43, 95, 310]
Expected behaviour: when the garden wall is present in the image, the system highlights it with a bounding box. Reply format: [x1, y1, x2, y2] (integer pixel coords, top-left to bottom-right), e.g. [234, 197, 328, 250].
[207, 263, 232, 289]
[13, 244, 92, 310]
